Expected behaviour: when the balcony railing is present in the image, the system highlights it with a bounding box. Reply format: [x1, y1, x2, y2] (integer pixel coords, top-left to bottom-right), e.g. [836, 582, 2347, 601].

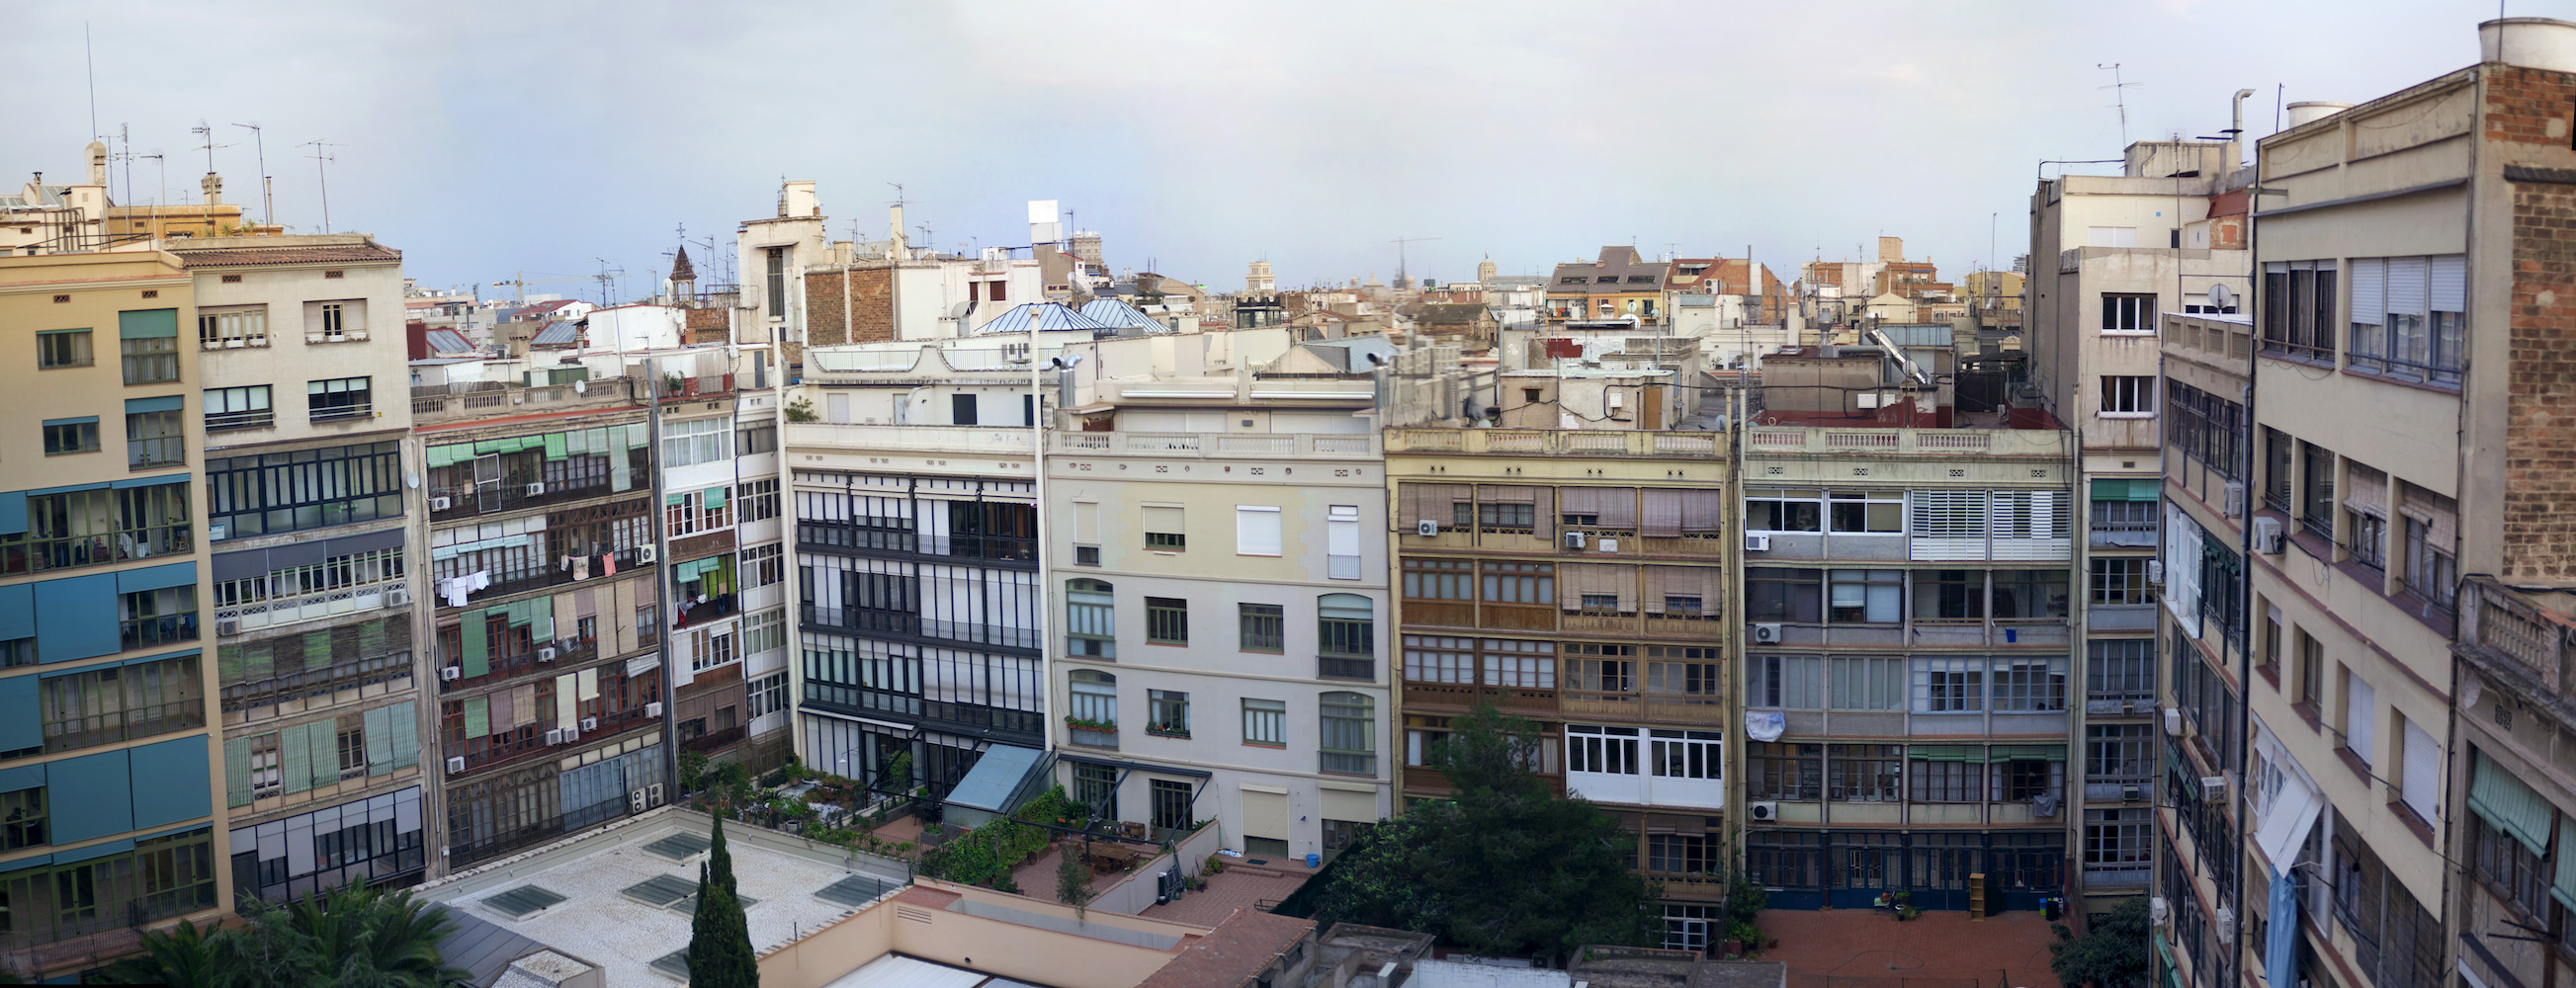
[785, 423, 1036, 455]
[1386, 429, 1721, 458]
[427, 476, 633, 522]
[1743, 426, 2068, 457]
[657, 374, 734, 401]
[2460, 577, 2576, 692]
[1048, 431, 1380, 459]
[411, 377, 637, 426]
[1320, 751, 1376, 776]
[1319, 655, 1375, 681]
[121, 613, 200, 652]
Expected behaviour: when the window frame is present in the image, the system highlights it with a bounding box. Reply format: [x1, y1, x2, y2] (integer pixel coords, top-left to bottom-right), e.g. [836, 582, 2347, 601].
[1145, 597, 1188, 646]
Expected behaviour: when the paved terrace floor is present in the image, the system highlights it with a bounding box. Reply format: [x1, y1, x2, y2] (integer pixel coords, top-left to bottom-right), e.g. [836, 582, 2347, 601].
[1757, 909, 2064, 988]
[1137, 857, 1319, 927]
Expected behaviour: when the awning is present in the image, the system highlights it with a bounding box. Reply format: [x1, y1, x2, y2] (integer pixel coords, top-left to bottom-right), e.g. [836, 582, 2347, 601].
[1911, 744, 1987, 763]
[2471, 747, 2553, 857]
[944, 743, 1049, 814]
[2253, 721, 2323, 877]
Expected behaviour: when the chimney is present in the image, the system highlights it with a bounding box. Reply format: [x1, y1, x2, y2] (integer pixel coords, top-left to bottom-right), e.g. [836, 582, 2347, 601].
[85, 141, 107, 186]
[889, 204, 907, 259]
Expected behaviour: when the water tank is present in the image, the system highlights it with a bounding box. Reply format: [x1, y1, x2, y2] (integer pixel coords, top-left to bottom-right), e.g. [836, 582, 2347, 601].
[2483, 18, 2576, 72]
[2285, 102, 2354, 128]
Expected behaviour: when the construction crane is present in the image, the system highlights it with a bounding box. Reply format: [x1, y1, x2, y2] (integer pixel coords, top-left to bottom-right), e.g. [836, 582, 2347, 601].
[491, 272, 589, 305]
[1389, 236, 1442, 287]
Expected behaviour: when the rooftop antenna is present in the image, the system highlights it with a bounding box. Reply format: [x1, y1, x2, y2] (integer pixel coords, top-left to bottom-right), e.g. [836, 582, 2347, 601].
[231, 124, 270, 226]
[298, 139, 343, 233]
[2099, 63, 2140, 146]
[591, 258, 626, 307]
[917, 224, 934, 255]
[1389, 236, 1442, 286]
[188, 120, 232, 176]
[136, 151, 164, 237]
[83, 23, 97, 145]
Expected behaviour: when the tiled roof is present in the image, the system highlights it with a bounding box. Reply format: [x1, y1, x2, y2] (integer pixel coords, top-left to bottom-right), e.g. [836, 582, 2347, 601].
[423, 329, 475, 353]
[1135, 908, 1314, 988]
[170, 241, 401, 268]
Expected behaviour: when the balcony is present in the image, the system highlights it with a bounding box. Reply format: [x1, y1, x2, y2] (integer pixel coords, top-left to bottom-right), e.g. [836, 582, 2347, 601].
[656, 373, 733, 401]
[215, 580, 406, 632]
[427, 476, 633, 523]
[1385, 429, 1721, 458]
[1318, 654, 1375, 681]
[437, 548, 647, 611]
[1048, 431, 1380, 459]
[681, 723, 748, 755]
[785, 422, 1037, 456]
[800, 606, 1038, 651]
[2459, 577, 2575, 692]
[410, 377, 638, 427]
[674, 593, 737, 629]
[1743, 426, 2067, 458]
[919, 533, 1037, 563]
[121, 612, 200, 652]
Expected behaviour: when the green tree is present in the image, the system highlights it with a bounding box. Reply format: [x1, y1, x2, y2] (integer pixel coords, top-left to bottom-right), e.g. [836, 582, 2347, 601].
[106, 881, 459, 988]
[1311, 703, 1660, 963]
[1058, 842, 1097, 921]
[2050, 895, 2152, 988]
[689, 816, 762, 988]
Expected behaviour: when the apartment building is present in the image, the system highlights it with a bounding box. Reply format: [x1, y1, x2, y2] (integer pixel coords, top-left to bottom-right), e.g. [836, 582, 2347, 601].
[414, 372, 670, 871]
[1545, 246, 1670, 323]
[0, 250, 224, 979]
[1382, 363, 1736, 952]
[170, 234, 433, 904]
[2029, 136, 2258, 921]
[2213, 20, 2576, 988]
[1734, 400, 2079, 922]
[1046, 353, 1390, 859]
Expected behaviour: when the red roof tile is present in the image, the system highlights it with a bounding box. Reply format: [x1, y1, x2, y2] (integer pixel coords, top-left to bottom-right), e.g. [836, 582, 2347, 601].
[170, 242, 402, 268]
[1135, 909, 1314, 988]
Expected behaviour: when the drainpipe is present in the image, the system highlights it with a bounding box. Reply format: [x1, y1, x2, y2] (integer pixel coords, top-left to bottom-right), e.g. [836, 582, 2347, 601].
[648, 370, 678, 800]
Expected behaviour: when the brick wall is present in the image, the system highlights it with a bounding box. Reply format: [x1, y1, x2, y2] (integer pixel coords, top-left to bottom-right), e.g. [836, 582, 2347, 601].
[685, 307, 729, 346]
[2487, 65, 2576, 146]
[2506, 177, 2576, 581]
[803, 266, 896, 348]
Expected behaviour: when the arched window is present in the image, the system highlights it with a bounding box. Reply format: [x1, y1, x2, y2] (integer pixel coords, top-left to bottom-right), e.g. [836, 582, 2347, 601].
[1318, 594, 1375, 680]
[1320, 692, 1375, 776]
[1069, 669, 1117, 729]
[1067, 579, 1114, 659]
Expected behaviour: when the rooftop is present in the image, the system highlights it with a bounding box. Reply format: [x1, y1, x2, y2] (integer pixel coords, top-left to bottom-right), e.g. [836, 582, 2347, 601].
[1134, 909, 1316, 988]
[166, 236, 402, 268]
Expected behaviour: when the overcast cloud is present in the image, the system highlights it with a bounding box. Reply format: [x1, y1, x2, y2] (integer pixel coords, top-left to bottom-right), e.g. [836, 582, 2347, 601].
[2, 1, 2544, 293]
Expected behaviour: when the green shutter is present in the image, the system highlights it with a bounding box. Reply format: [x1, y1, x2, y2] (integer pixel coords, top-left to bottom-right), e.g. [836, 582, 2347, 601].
[462, 616, 489, 678]
[2131, 479, 2163, 501]
[2472, 748, 2554, 856]
[364, 706, 392, 777]
[1996, 744, 2068, 762]
[465, 697, 489, 739]
[1910, 744, 1977, 762]
[223, 736, 253, 808]
[356, 618, 387, 658]
[545, 433, 569, 461]
[389, 701, 419, 770]
[2091, 479, 2161, 502]
[704, 486, 728, 511]
[283, 725, 313, 794]
[310, 722, 340, 789]
[303, 630, 333, 669]
[117, 309, 178, 339]
[217, 644, 244, 684]
[243, 640, 273, 680]
[627, 423, 648, 450]
[531, 600, 556, 643]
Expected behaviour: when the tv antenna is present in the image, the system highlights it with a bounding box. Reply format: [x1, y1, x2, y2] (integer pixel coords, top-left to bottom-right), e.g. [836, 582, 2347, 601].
[1389, 236, 1442, 285]
[2099, 63, 2140, 146]
[298, 139, 344, 233]
[917, 224, 934, 255]
[592, 258, 627, 307]
[231, 123, 271, 226]
[188, 120, 233, 176]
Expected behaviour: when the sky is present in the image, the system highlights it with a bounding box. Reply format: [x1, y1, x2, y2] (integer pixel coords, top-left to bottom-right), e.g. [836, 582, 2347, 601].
[3, 0, 2553, 296]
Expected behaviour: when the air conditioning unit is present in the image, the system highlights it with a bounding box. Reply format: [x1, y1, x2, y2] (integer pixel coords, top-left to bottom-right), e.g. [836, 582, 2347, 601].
[526, 482, 547, 496]
[630, 789, 648, 812]
[645, 701, 663, 718]
[2201, 776, 2229, 804]
[446, 756, 467, 775]
[1417, 520, 1440, 537]
[2151, 896, 2172, 928]
[1564, 531, 1589, 549]
[1747, 801, 1780, 822]
[2216, 905, 2238, 944]
[2223, 480, 2247, 518]
[430, 496, 452, 511]
[544, 728, 565, 746]
[581, 716, 599, 732]
[2253, 516, 2285, 554]
[2164, 706, 2188, 736]
[384, 586, 410, 608]
[637, 544, 657, 563]
[441, 666, 462, 681]
[1597, 537, 1618, 553]
[217, 618, 241, 637]
[647, 782, 665, 804]
[1751, 622, 1784, 644]
[2147, 561, 2165, 585]
[2122, 784, 2144, 802]
[538, 646, 558, 662]
[1744, 534, 1770, 552]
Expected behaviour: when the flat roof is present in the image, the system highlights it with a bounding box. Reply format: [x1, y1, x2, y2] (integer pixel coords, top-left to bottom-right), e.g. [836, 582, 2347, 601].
[821, 954, 1051, 988]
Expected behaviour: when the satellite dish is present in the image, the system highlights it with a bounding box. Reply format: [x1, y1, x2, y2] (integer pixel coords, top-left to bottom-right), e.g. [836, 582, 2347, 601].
[573, 379, 587, 394]
[2207, 284, 2233, 310]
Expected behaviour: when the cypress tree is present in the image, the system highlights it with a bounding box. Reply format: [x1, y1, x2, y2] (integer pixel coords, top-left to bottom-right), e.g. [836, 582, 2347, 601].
[688, 817, 761, 987]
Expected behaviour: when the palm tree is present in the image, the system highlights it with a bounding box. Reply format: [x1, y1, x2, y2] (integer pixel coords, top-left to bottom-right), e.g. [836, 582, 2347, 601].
[107, 882, 463, 988]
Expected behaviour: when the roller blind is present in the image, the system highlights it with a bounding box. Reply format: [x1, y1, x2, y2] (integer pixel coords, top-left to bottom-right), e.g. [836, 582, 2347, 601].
[1642, 489, 1683, 536]
[2349, 258, 2385, 325]
[2400, 716, 2441, 824]
[1596, 488, 1638, 529]
[1402, 483, 1471, 528]
[2344, 463, 2388, 519]
[2345, 676, 2375, 766]
[2386, 257, 2429, 316]
[1236, 506, 1282, 556]
[2431, 255, 2466, 312]
[1144, 505, 1183, 535]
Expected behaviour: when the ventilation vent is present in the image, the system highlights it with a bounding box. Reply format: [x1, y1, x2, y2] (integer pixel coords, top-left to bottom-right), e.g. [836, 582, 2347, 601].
[621, 874, 697, 909]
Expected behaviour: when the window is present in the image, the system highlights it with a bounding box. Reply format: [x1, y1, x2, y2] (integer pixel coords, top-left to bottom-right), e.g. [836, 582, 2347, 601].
[1073, 762, 1117, 818]
[2351, 512, 2386, 570]
[1403, 634, 1473, 684]
[2100, 375, 2154, 414]
[1830, 744, 1903, 801]
[1567, 644, 1636, 700]
[0, 482, 194, 578]
[741, 608, 786, 656]
[2343, 669, 2375, 766]
[2089, 640, 2154, 704]
[2087, 724, 2153, 782]
[1909, 752, 1982, 802]
[1319, 595, 1374, 676]
[1327, 504, 1361, 580]
[41, 651, 205, 752]
[1747, 488, 1822, 533]
[205, 441, 403, 539]
[658, 417, 730, 469]
[949, 393, 978, 425]
[43, 417, 99, 455]
[1828, 569, 1901, 623]
[765, 247, 786, 319]
[202, 385, 273, 431]
[2398, 715, 2440, 823]
[2101, 293, 2155, 333]
[1746, 742, 1821, 800]
[306, 377, 372, 422]
[335, 715, 367, 777]
[1567, 724, 1639, 775]
[741, 542, 783, 588]
[37, 328, 92, 369]
[1828, 490, 1903, 534]
[1647, 834, 1713, 876]
[1647, 647, 1722, 707]
[1144, 505, 1185, 550]
[2166, 382, 2245, 479]
[2298, 629, 2323, 710]
[688, 627, 737, 673]
[1236, 506, 1282, 556]
[1068, 579, 1116, 658]
[1473, 501, 1535, 531]
[1827, 655, 1905, 710]
[122, 338, 179, 386]
[126, 405, 184, 469]
[1319, 692, 1374, 775]
[1749, 654, 1822, 709]
[1244, 699, 1285, 747]
[1746, 567, 1822, 622]
[1068, 669, 1117, 729]
[1148, 690, 1190, 737]
[1993, 570, 2068, 619]
[2084, 808, 2152, 868]
[2301, 442, 2337, 541]
[197, 306, 267, 347]
[736, 421, 778, 456]
[748, 672, 790, 719]
[0, 784, 45, 850]
[735, 478, 780, 521]
[1403, 559, 1473, 602]
[1992, 658, 2068, 711]
[2090, 557, 2151, 605]
[2347, 255, 2465, 386]
[2261, 260, 2338, 361]
[1146, 597, 1188, 645]
[1914, 570, 1984, 620]
[1651, 729, 1722, 780]
[2401, 484, 2457, 611]
[1915, 657, 1984, 712]
[1481, 561, 1553, 605]
[663, 487, 733, 537]
[311, 301, 362, 340]
[213, 545, 404, 614]
[1483, 638, 1556, 690]
[2259, 604, 2282, 677]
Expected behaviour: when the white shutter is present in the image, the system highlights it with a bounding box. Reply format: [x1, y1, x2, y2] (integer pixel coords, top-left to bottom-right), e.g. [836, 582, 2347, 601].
[2401, 716, 2441, 822]
[1909, 490, 1988, 560]
[2346, 677, 2377, 766]
[2430, 255, 2466, 313]
[1236, 506, 1282, 556]
[2164, 503, 2203, 636]
[2386, 257, 2429, 316]
[2349, 258, 2385, 326]
[1074, 500, 1099, 543]
[1144, 504, 1183, 538]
